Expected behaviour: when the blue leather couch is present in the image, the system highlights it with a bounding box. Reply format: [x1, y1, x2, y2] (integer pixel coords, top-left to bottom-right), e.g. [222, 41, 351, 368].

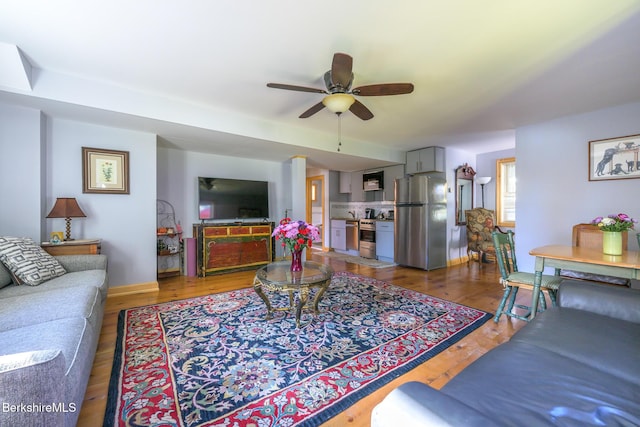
[372, 280, 640, 426]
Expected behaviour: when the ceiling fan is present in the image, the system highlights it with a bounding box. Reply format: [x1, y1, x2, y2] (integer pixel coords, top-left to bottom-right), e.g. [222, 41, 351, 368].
[267, 53, 414, 120]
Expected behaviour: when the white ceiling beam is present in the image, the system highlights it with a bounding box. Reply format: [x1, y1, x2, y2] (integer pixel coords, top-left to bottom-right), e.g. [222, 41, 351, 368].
[0, 43, 32, 91]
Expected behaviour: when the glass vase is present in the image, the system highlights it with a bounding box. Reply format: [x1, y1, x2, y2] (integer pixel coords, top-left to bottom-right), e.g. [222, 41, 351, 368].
[290, 248, 303, 271]
[602, 231, 623, 255]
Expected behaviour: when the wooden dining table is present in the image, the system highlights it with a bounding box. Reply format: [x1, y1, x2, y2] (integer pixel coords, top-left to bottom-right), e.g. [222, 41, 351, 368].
[528, 245, 640, 319]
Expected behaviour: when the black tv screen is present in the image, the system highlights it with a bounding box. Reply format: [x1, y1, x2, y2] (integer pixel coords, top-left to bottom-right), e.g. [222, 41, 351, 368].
[198, 177, 269, 220]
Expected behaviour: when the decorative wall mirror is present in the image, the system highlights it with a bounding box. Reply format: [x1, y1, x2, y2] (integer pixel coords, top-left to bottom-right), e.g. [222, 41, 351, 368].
[456, 163, 476, 225]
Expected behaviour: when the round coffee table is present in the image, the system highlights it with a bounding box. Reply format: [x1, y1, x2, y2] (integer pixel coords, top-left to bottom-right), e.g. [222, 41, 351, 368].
[253, 261, 333, 328]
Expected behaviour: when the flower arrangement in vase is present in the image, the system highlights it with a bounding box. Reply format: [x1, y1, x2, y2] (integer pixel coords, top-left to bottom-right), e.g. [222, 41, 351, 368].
[272, 218, 320, 271]
[591, 213, 636, 255]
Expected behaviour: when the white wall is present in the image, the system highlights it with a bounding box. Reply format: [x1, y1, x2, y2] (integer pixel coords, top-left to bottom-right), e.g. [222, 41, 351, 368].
[5, 100, 640, 283]
[46, 118, 157, 287]
[516, 101, 640, 272]
[157, 146, 292, 257]
[0, 104, 46, 238]
[0, 103, 158, 288]
[475, 148, 515, 212]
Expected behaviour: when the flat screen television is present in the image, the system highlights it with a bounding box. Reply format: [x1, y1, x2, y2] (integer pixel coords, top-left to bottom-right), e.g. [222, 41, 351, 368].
[198, 177, 269, 220]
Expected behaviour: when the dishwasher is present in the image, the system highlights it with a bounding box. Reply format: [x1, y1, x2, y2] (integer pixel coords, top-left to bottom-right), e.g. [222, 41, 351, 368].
[346, 220, 359, 251]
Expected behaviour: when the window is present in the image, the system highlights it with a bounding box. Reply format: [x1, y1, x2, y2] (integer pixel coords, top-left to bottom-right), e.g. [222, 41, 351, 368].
[496, 157, 516, 227]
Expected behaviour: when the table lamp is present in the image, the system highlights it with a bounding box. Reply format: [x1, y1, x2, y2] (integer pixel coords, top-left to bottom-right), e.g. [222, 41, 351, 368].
[46, 198, 86, 241]
[476, 177, 492, 208]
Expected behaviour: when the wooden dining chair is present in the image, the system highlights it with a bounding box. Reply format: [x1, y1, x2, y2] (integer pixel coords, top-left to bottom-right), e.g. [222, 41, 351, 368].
[561, 223, 630, 286]
[491, 230, 564, 322]
[571, 223, 628, 250]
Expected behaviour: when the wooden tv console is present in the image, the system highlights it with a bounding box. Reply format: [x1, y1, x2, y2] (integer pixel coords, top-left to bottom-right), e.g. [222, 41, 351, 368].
[193, 222, 274, 277]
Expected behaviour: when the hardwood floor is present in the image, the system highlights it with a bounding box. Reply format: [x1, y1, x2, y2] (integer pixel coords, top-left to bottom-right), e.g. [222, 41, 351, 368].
[78, 255, 532, 427]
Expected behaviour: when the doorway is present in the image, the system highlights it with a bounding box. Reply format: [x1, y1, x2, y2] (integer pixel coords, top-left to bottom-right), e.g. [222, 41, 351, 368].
[306, 175, 325, 250]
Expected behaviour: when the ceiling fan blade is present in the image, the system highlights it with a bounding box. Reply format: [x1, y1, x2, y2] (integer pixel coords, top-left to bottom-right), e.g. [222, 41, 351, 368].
[349, 100, 374, 120]
[352, 83, 414, 96]
[267, 83, 326, 94]
[331, 53, 353, 89]
[299, 102, 326, 118]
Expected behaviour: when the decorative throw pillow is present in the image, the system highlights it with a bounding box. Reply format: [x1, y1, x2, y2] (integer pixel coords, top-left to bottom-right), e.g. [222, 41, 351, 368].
[0, 237, 66, 286]
[0, 261, 12, 289]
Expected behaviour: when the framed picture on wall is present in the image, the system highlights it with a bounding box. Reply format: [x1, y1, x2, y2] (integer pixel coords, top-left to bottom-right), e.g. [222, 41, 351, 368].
[589, 134, 640, 181]
[82, 147, 130, 194]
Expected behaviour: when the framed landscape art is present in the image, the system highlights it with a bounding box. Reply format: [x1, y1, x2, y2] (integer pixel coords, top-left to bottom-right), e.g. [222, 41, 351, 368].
[82, 147, 130, 194]
[589, 134, 640, 181]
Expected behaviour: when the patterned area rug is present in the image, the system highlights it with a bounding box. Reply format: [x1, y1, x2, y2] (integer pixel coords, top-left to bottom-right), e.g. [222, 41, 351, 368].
[104, 272, 491, 427]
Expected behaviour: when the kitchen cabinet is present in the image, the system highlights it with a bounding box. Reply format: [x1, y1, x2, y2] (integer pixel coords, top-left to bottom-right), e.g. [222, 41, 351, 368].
[331, 219, 346, 251]
[406, 146, 445, 174]
[375, 220, 394, 262]
[382, 164, 405, 201]
[339, 171, 352, 193]
[339, 170, 365, 201]
[350, 170, 365, 202]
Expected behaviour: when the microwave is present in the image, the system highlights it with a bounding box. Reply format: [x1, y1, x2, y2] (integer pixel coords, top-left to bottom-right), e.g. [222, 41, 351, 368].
[363, 170, 384, 191]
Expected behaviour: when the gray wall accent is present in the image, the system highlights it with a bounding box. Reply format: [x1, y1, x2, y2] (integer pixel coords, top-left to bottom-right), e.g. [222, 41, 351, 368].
[0, 104, 45, 238]
[156, 146, 292, 258]
[3, 98, 640, 283]
[0, 103, 157, 287]
[476, 148, 515, 213]
[516, 101, 640, 272]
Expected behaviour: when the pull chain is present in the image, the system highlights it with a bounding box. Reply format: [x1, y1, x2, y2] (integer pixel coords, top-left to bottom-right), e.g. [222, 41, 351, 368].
[337, 112, 342, 152]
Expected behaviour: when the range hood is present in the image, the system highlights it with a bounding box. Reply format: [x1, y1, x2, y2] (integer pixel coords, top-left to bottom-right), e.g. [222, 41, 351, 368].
[363, 170, 384, 191]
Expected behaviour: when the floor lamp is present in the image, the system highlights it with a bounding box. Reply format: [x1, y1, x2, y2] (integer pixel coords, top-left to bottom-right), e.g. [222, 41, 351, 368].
[476, 177, 492, 208]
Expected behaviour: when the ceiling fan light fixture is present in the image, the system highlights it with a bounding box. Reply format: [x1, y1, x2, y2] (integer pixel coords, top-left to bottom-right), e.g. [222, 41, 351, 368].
[322, 93, 355, 113]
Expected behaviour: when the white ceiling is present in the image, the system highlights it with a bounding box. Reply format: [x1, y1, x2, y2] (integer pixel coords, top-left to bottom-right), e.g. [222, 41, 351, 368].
[2, 1, 640, 171]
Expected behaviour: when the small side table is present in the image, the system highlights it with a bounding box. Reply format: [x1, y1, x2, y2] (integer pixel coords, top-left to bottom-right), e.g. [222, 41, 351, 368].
[253, 261, 333, 328]
[41, 239, 101, 256]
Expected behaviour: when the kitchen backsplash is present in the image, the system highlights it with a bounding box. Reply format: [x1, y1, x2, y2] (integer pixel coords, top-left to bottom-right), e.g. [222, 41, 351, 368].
[330, 201, 395, 220]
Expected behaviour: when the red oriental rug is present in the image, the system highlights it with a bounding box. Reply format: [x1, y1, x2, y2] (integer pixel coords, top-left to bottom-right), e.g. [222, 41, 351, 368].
[104, 272, 491, 426]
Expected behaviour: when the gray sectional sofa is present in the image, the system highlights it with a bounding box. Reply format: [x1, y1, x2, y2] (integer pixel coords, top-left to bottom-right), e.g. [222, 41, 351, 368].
[372, 280, 640, 426]
[0, 253, 108, 427]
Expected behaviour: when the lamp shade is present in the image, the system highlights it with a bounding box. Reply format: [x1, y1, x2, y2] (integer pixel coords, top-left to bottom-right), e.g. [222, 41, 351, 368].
[476, 176, 492, 185]
[322, 93, 355, 113]
[47, 198, 86, 241]
[47, 198, 86, 218]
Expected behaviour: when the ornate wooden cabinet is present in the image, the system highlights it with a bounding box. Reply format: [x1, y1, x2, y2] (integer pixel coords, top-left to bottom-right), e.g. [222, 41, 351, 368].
[193, 222, 274, 276]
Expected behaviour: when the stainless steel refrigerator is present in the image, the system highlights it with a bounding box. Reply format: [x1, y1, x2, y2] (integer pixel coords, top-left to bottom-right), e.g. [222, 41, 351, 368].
[394, 175, 447, 270]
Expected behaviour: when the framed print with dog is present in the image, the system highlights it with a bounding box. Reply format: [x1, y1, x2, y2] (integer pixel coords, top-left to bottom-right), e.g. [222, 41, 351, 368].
[589, 134, 640, 181]
[82, 147, 130, 194]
